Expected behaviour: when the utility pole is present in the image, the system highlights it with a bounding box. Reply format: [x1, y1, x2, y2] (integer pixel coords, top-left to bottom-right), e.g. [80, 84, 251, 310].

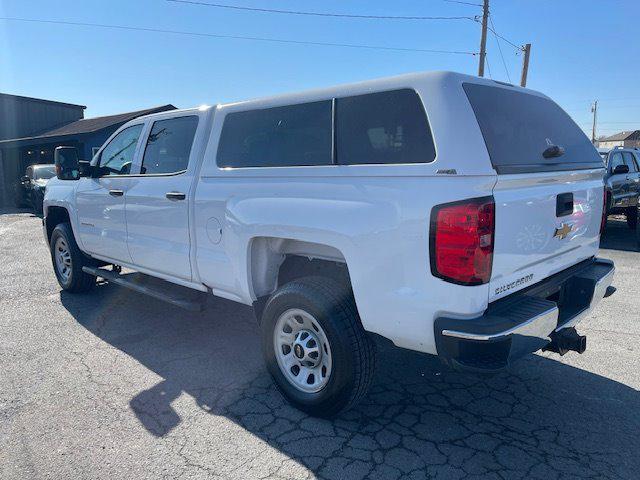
[478, 0, 489, 77]
[591, 100, 598, 144]
[520, 43, 531, 87]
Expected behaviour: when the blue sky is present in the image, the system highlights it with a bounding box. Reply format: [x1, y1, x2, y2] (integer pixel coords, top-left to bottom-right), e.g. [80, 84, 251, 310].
[0, 0, 638, 137]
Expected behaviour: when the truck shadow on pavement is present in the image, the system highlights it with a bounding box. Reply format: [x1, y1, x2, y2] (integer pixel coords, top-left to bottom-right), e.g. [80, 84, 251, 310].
[60, 286, 640, 480]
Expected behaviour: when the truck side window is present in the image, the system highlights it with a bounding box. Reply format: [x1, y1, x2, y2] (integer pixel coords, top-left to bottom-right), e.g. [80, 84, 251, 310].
[335, 89, 435, 165]
[141, 116, 199, 175]
[608, 152, 624, 172]
[217, 101, 332, 168]
[98, 124, 144, 175]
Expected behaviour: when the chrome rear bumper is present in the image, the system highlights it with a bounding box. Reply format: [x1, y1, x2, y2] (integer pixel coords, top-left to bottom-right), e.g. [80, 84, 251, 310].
[434, 258, 615, 371]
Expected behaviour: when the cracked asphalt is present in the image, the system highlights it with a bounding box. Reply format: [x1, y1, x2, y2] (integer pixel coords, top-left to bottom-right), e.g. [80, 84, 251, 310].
[1, 209, 639, 480]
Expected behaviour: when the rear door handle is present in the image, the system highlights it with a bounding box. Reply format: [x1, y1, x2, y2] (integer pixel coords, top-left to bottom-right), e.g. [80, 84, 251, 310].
[166, 191, 186, 201]
[109, 189, 124, 197]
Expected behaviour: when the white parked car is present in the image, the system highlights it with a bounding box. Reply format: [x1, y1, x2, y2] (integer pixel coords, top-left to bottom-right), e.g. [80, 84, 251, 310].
[44, 71, 615, 416]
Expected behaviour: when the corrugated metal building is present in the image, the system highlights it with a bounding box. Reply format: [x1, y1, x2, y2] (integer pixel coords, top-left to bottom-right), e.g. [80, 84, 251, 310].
[0, 93, 175, 206]
[0, 93, 86, 142]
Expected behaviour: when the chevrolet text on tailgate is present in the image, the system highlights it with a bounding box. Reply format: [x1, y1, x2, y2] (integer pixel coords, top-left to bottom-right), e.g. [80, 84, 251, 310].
[44, 71, 615, 416]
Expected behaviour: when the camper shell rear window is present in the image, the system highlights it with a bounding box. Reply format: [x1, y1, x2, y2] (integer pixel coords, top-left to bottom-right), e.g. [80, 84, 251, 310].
[463, 83, 603, 174]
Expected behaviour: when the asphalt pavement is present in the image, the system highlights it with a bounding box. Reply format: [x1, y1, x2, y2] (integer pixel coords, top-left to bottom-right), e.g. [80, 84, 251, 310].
[1, 209, 639, 480]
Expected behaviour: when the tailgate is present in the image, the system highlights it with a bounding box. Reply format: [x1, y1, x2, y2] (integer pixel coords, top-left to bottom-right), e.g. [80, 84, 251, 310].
[462, 81, 605, 301]
[490, 169, 604, 301]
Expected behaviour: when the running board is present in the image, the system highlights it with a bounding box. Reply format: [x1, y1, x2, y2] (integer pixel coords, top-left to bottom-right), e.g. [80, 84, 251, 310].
[82, 266, 206, 312]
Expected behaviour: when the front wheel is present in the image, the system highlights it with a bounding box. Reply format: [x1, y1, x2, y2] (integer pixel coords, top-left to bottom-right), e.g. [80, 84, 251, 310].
[261, 276, 376, 417]
[49, 223, 96, 293]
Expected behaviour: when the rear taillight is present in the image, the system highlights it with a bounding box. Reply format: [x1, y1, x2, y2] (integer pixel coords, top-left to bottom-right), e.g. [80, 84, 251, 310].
[430, 197, 495, 285]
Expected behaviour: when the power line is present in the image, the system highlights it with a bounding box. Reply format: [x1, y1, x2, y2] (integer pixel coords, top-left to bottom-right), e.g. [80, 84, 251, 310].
[597, 121, 640, 125]
[596, 104, 640, 110]
[478, 18, 521, 51]
[485, 52, 493, 79]
[597, 97, 640, 102]
[578, 121, 640, 125]
[567, 104, 640, 112]
[0, 17, 478, 55]
[443, 0, 483, 7]
[166, 0, 476, 21]
[489, 15, 511, 83]
[564, 98, 640, 108]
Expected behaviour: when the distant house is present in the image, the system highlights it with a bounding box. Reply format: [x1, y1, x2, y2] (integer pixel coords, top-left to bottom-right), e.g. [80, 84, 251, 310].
[0, 95, 176, 206]
[597, 130, 640, 149]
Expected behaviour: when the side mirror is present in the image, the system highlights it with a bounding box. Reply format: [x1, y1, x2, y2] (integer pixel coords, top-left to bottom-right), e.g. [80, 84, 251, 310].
[54, 146, 80, 180]
[613, 164, 630, 175]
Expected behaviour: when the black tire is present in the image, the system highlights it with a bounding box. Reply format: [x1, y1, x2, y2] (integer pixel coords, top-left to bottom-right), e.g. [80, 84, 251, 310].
[49, 222, 96, 293]
[31, 190, 44, 215]
[261, 276, 376, 417]
[627, 207, 638, 230]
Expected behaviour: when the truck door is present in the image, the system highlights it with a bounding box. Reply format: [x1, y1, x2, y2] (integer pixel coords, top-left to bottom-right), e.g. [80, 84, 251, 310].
[608, 151, 629, 208]
[76, 124, 144, 262]
[124, 114, 200, 281]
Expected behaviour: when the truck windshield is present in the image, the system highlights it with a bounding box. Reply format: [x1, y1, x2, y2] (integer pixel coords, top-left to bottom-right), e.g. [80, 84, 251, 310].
[463, 83, 603, 174]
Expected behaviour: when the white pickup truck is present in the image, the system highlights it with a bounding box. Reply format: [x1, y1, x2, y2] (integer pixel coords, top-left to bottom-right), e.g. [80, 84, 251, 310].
[44, 71, 615, 416]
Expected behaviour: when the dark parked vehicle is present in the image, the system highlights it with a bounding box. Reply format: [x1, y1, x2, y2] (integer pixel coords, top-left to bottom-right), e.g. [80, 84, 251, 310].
[13, 164, 56, 214]
[602, 147, 640, 230]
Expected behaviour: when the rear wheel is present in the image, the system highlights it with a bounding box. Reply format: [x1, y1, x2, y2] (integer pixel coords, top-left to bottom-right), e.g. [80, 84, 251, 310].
[261, 276, 376, 417]
[49, 223, 96, 292]
[627, 207, 638, 230]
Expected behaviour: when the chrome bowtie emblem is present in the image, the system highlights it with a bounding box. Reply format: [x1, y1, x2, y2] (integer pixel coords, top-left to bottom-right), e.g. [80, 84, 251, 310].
[554, 223, 573, 240]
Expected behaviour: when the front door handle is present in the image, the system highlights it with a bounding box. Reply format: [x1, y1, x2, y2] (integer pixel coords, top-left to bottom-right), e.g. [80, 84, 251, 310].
[166, 191, 186, 201]
[109, 189, 124, 197]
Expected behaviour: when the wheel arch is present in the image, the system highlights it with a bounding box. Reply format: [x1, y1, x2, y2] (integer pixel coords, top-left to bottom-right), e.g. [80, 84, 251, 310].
[45, 206, 71, 242]
[248, 237, 353, 318]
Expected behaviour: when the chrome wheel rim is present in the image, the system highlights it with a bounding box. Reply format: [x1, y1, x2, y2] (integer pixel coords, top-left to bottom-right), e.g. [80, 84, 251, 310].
[274, 308, 332, 393]
[54, 237, 72, 283]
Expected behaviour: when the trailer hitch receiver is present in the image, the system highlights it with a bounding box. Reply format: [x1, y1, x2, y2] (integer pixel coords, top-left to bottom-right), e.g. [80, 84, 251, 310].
[543, 327, 586, 356]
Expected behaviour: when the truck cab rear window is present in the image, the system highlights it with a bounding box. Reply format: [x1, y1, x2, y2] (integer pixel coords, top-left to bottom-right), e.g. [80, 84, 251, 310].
[216, 89, 435, 168]
[463, 83, 603, 174]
